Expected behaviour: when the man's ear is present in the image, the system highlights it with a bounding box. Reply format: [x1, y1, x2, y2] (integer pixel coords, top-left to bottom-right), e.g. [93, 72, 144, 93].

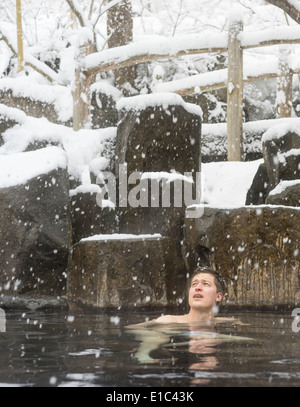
[216, 292, 223, 303]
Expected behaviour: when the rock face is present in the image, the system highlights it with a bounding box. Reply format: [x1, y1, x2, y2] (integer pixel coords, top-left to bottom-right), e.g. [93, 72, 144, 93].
[245, 163, 270, 205]
[263, 131, 300, 191]
[184, 206, 300, 308]
[115, 94, 202, 239]
[266, 180, 300, 207]
[0, 114, 18, 146]
[0, 164, 70, 297]
[116, 95, 202, 176]
[247, 127, 300, 205]
[90, 84, 121, 129]
[0, 88, 72, 126]
[70, 191, 119, 243]
[67, 235, 187, 309]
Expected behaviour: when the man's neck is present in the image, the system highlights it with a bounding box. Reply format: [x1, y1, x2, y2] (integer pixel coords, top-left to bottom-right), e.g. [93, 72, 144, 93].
[186, 307, 215, 323]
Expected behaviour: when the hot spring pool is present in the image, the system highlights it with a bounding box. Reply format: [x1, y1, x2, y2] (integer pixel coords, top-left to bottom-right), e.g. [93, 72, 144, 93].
[0, 309, 300, 387]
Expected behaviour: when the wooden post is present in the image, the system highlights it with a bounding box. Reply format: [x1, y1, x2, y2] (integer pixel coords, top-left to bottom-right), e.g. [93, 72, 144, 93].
[70, 9, 76, 29]
[277, 46, 293, 118]
[73, 38, 94, 131]
[227, 18, 244, 161]
[16, 0, 24, 72]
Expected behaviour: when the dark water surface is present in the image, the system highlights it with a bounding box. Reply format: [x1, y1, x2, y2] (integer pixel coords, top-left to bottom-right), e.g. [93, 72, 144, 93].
[0, 309, 300, 387]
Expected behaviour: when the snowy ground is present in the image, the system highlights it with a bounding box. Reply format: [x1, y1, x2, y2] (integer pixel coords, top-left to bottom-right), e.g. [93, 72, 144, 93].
[202, 159, 262, 207]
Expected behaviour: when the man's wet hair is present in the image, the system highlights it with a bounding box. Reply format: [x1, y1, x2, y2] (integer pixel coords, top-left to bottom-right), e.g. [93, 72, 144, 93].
[190, 266, 227, 295]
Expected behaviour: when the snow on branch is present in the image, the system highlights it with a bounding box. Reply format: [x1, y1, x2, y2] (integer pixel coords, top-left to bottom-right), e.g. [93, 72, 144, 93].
[265, 0, 300, 24]
[240, 25, 300, 48]
[154, 61, 281, 96]
[66, 0, 124, 29]
[0, 23, 60, 84]
[95, 0, 125, 21]
[65, 0, 88, 27]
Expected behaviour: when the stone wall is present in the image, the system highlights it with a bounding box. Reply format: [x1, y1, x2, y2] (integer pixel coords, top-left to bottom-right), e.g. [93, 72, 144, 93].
[247, 127, 300, 206]
[67, 235, 187, 309]
[0, 166, 70, 298]
[184, 206, 300, 309]
[115, 94, 202, 240]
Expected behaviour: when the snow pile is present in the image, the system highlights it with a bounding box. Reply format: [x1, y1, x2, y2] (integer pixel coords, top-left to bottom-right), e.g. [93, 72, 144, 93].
[0, 104, 116, 187]
[201, 159, 263, 207]
[261, 118, 300, 143]
[0, 77, 73, 123]
[0, 146, 67, 188]
[117, 92, 203, 118]
[91, 81, 123, 102]
[0, 103, 27, 124]
[269, 179, 300, 196]
[81, 233, 162, 242]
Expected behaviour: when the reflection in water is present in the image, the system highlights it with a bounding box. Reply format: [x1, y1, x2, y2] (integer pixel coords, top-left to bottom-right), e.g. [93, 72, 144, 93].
[126, 321, 252, 368]
[0, 311, 299, 387]
[126, 321, 255, 386]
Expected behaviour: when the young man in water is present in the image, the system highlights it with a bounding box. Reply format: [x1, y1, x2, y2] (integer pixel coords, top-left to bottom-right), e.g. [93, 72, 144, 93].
[127, 266, 227, 328]
[155, 266, 226, 324]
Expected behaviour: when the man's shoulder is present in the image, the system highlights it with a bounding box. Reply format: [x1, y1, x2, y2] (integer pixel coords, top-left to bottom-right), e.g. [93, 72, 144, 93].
[156, 315, 185, 324]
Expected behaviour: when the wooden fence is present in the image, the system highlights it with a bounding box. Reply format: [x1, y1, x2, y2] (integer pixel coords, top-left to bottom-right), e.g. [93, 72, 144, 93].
[75, 21, 300, 161]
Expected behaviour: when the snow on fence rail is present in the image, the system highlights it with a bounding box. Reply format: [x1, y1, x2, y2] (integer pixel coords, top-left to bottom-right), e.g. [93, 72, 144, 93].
[154, 58, 295, 96]
[83, 26, 300, 75]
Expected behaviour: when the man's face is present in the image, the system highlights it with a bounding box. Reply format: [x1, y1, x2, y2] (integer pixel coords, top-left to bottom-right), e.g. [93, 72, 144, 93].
[188, 273, 223, 311]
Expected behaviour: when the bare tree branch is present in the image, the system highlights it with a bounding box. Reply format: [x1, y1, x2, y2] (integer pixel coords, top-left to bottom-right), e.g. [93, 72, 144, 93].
[88, 0, 95, 20]
[92, 0, 125, 28]
[65, 0, 86, 27]
[0, 27, 59, 83]
[265, 0, 300, 24]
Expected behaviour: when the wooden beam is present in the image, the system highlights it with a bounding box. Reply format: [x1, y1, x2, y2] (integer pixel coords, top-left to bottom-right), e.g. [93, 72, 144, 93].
[16, 0, 24, 72]
[264, 0, 300, 25]
[227, 19, 244, 162]
[243, 38, 300, 50]
[84, 47, 227, 76]
[277, 46, 293, 118]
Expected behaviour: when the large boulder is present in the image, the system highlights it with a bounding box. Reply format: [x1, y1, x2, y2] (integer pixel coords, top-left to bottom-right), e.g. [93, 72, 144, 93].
[0, 103, 26, 147]
[245, 163, 270, 205]
[262, 128, 300, 191]
[0, 147, 70, 298]
[70, 189, 119, 243]
[67, 234, 187, 309]
[0, 115, 18, 147]
[90, 82, 122, 129]
[184, 206, 300, 308]
[115, 93, 202, 238]
[266, 180, 300, 207]
[0, 79, 73, 126]
[246, 124, 300, 205]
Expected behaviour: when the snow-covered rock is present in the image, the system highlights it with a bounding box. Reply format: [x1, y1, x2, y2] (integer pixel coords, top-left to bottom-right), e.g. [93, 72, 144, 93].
[0, 148, 70, 297]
